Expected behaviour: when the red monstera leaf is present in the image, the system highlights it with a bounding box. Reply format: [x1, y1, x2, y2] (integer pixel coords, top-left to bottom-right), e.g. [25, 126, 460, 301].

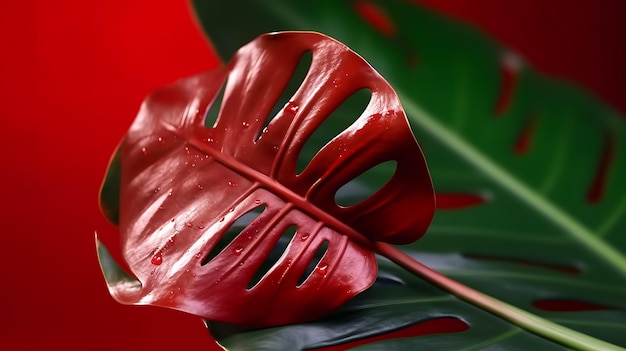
[97, 31, 434, 327]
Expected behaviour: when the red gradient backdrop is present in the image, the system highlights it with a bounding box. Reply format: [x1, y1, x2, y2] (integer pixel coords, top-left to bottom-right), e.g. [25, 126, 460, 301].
[0, 1, 623, 350]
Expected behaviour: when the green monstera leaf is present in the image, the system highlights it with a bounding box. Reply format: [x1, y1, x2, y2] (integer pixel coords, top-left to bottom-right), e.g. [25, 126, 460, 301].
[190, 0, 626, 349]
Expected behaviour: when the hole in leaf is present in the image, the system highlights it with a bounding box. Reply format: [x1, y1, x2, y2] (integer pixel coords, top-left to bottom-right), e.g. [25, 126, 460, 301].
[256, 51, 312, 141]
[353, 1, 418, 67]
[464, 254, 581, 275]
[201, 205, 265, 266]
[533, 299, 614, 312]
[354, 1, 396, 36]
[587, 134, 615, 204]
[204, 80, 227, 128]
[335, 160, 397, 207]
[297, 88, 372, 174]
[513, 114, 537, 155]
[297, 240, 330, 286]
[247, 224, 298, 289]
[435, 193, 487, 210]
[494, 52, 520, 116]
[306, 317, 469, 351]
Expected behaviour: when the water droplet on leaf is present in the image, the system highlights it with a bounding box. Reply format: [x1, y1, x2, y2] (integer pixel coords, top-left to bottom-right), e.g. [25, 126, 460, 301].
[286, 102, 299, 114]
[316, 263, 328, 274]
[233, 247, 244, 255]
[151, 253, 163, 265]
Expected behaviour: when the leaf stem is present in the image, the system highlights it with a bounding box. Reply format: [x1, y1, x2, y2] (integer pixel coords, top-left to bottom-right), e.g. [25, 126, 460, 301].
[375, 242, 625, 351]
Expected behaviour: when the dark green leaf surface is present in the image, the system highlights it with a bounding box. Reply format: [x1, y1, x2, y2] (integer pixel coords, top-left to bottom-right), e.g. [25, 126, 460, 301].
[191, 0, 626, 349]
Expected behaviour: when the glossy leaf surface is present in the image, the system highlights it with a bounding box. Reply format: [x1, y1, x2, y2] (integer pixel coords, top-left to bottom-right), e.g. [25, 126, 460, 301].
[98, 31, 434, 327]
[192, 0, 626, 348]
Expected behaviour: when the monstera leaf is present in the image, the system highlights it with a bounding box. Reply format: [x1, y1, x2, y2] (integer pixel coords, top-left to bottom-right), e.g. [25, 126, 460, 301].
[97, 31, 435, 327]
[185, 0, 626, 349]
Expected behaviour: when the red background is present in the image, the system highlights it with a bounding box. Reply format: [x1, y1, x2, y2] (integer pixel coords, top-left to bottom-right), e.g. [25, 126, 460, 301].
[0, 1, 623, 349]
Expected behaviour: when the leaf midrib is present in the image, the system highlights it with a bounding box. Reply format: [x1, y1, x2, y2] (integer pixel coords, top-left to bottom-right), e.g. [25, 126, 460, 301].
[399, 96, 626, 276]
[181, 128, 374, 251]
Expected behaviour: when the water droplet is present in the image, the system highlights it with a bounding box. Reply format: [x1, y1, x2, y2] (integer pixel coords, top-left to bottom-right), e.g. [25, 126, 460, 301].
[262, 128, 269, 134]
[242, 121, 250, 128]
[158, 206, 164, 211]
[185, 222, 193, 228]
[191, 163, 196, 168]
[316, 263, 328, 274]
[154, 187, 161, 193]
[141, 147, 147, 155]
[273, 145, 280, 151]
[158, 137, 165, 144]
[195, 224, 205, 229]
[233, 247, 244, 255]
[168, 190, 173, 196]
[194, 253, 202, 259]
[171, 218, 175, 222]
[206, 138, 214, 143]
[300, 234, 309, 241]
[228, 181, 237, 187]
[151, 252, 163, 265]
[192, 273, 197, 277]
[286, 102, 299, 114]
[254, 199, 261, 204]
[228, 207, 235, 212]
[238, 262, 244, 266]
[184, 146, 190, 153]
[197, 184, 204, 190]
[219, 217, 225, 222]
